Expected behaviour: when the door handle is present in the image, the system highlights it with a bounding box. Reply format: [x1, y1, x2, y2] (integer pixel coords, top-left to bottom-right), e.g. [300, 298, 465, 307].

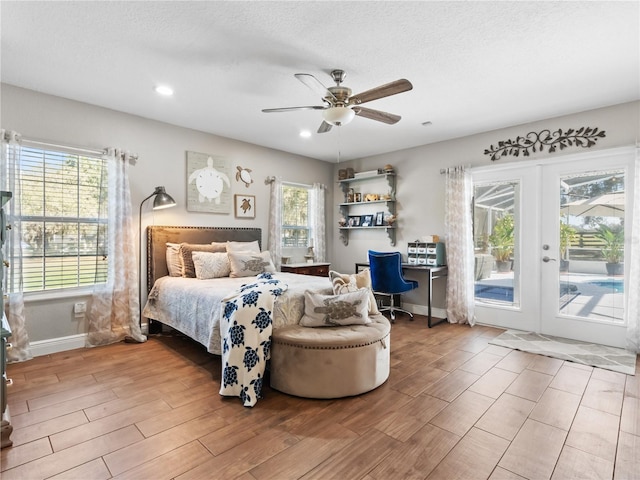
[542, 256, 556, 263]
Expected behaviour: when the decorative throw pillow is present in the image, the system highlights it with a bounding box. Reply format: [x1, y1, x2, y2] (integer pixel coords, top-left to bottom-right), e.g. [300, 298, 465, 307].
[226, 240, 260, 254]
[300, 288, 371, 327]
[166, 242, 182, 277]
[179, 242, 227, 278]
[192, 251, 231, 279]
[228, 251, 277, 278]
[210, 241, 228, 251]
[329, 269, 380, 315]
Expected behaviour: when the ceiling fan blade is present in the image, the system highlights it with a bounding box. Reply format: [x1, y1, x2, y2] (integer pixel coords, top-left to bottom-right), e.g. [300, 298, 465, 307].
[295, 73, 337, 102]
[262, 106, 327, 113]
[317, 121, 333, 134]
[353, 106, 401, 124]
[350, 79, 413, 105]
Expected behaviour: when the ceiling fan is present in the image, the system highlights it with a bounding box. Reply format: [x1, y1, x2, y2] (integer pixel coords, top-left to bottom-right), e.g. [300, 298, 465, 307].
[262, 69, 413, 133]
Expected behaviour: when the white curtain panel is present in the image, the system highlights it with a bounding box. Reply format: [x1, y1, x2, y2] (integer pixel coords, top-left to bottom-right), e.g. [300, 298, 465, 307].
[444, 166, 476, 326]
[309, 183, 326, 262]
[86, 149, 145, 346]
[0, 130, 33, 362]
[627, 151, 640, 352]
[267, 176, 283, 270]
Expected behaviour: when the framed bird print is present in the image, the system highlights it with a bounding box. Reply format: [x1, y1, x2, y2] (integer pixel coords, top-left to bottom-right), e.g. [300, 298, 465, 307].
[186, 151, 232, 213]
[234, 194, 256, 218]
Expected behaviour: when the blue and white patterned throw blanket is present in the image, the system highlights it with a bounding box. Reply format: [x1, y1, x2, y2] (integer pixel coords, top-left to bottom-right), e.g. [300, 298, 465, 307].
[219, 273, 288, 407]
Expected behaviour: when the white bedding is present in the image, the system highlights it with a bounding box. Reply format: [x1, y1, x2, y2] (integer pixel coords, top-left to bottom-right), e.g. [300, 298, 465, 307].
[142, 272, 332, 355]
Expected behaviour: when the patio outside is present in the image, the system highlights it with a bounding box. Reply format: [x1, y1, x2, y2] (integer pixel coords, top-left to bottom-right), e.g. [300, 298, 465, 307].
[474, 170, 626, 323]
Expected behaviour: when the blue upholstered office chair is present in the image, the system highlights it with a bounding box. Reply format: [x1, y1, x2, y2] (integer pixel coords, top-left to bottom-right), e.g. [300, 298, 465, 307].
[368, 250, 419, 321]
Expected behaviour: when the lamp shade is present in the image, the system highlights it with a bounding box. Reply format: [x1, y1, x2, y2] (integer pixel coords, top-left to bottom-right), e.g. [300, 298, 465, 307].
[152, 187, 176, 210]
[323, 106, 356, 126]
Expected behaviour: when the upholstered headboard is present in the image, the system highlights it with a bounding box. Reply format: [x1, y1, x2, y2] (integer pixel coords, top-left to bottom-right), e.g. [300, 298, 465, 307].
[146, 225, 262, 291]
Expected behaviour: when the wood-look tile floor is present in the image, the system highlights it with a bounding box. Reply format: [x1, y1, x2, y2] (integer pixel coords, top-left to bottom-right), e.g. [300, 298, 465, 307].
[2, 317, 639, 479]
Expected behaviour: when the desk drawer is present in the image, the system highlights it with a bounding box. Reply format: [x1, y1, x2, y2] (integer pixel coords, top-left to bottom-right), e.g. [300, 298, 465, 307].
[281, 264, 330, 277]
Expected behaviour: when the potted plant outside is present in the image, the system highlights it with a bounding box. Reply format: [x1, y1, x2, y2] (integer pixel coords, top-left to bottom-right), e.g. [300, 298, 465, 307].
[595, 224, 624, 276]
[559, 222, 577, 272]
[488, 214, 514, 272]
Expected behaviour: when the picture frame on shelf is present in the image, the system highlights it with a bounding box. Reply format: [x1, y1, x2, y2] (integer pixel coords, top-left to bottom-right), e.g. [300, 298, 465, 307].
[362, 214, 373, 227]
[375, 211, 384, 226]
[348, 216, 361, 227]
[234, 194, 255, 218]
[354, 192, 362, 202]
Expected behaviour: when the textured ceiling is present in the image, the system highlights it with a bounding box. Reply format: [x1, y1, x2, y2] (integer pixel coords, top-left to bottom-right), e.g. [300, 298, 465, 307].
[1, 1, 638, 162]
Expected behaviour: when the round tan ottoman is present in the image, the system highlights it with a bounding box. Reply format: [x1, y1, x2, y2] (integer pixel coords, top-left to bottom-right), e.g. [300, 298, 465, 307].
[269, 315, 391, 399]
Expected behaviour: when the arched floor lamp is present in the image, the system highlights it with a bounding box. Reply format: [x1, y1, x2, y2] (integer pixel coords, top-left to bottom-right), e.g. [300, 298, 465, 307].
[139, 186, 176, 331]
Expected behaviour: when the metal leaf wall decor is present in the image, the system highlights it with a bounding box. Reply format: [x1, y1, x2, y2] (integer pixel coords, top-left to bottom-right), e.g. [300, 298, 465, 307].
[484, 127, 606, 161]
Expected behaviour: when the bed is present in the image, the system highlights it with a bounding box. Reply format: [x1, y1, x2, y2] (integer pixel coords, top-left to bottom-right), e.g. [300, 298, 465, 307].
[141, 226, 333, 356]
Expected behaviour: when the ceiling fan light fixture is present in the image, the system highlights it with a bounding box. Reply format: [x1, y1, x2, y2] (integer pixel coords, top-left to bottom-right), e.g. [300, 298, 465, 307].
[323, 106, 355, 126]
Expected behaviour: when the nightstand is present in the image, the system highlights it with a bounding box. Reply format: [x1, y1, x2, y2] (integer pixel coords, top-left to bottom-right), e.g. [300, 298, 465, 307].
[281, 262, 331, 277]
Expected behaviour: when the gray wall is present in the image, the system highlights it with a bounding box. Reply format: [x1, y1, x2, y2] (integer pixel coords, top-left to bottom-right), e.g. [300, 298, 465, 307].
[329, 101, 639, 314]
[1, 84, 334, 346]
[2, 82, 638, 349]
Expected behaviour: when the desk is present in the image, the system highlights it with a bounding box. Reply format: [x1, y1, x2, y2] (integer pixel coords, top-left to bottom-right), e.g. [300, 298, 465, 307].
[355, 263, 448, 328]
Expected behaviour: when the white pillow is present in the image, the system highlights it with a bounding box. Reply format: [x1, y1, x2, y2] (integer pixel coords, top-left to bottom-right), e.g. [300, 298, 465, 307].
[300, 288, 371, 327]
[228, 251, 276, 278]
[166, 242, 182, 277]
[329, 269, 380, 315]
[226, 240, 260, 254]
[192, 251, 231, 279]
[179, 242, 227, 278]
[210, 241, 228, 251]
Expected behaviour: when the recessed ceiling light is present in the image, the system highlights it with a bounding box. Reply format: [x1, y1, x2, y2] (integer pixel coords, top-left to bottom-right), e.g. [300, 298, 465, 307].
[154, 85, 174, 96]
[300, 130, 312, 138]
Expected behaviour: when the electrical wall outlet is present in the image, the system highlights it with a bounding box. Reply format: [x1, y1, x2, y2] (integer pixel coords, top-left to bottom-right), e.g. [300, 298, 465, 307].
[74, 302, 86, 314]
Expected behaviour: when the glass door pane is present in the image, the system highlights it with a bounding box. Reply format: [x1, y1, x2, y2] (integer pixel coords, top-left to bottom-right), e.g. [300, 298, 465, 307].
[473, 181, 518, 307]
[558, 170, 625, 322]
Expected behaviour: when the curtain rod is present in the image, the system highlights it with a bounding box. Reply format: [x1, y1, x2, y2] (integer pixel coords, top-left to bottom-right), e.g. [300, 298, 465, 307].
[23, 138, 138, 163]
[265, 177, 326, 189]
[24, 139, 105, 156]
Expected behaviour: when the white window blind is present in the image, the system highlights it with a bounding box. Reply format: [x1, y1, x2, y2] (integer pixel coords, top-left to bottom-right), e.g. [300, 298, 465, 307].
[16, 143, 108, 292]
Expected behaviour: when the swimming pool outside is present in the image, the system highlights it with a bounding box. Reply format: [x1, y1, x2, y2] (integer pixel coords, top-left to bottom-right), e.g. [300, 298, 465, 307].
[475, 272, 625, 323]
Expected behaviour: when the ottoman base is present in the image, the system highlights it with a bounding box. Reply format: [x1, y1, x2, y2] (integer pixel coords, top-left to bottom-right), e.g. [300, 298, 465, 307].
[270, 315, 391, 399]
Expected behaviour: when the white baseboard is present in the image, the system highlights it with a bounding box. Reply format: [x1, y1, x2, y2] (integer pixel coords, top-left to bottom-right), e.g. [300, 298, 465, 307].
[29, 322, 152, 357]
[26, 309, 447, 358]
[399, 302, 447, 321]
[30, 334, 87, 357]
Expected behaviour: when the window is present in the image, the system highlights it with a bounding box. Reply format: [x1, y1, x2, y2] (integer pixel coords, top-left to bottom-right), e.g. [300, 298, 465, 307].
[16, 144, 108, 292]
[281, 183, 310, 247]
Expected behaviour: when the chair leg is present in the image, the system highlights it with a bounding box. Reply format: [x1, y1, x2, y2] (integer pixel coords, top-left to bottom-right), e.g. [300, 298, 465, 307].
[379, 294, 413, 321]
[376, 294, 393, 322]
[390, 306, 413, 319]
[378, 305, 394, 323]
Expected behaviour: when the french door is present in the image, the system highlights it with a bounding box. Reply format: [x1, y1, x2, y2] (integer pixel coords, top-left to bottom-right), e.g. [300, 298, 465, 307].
[472, 148, 634, 348]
